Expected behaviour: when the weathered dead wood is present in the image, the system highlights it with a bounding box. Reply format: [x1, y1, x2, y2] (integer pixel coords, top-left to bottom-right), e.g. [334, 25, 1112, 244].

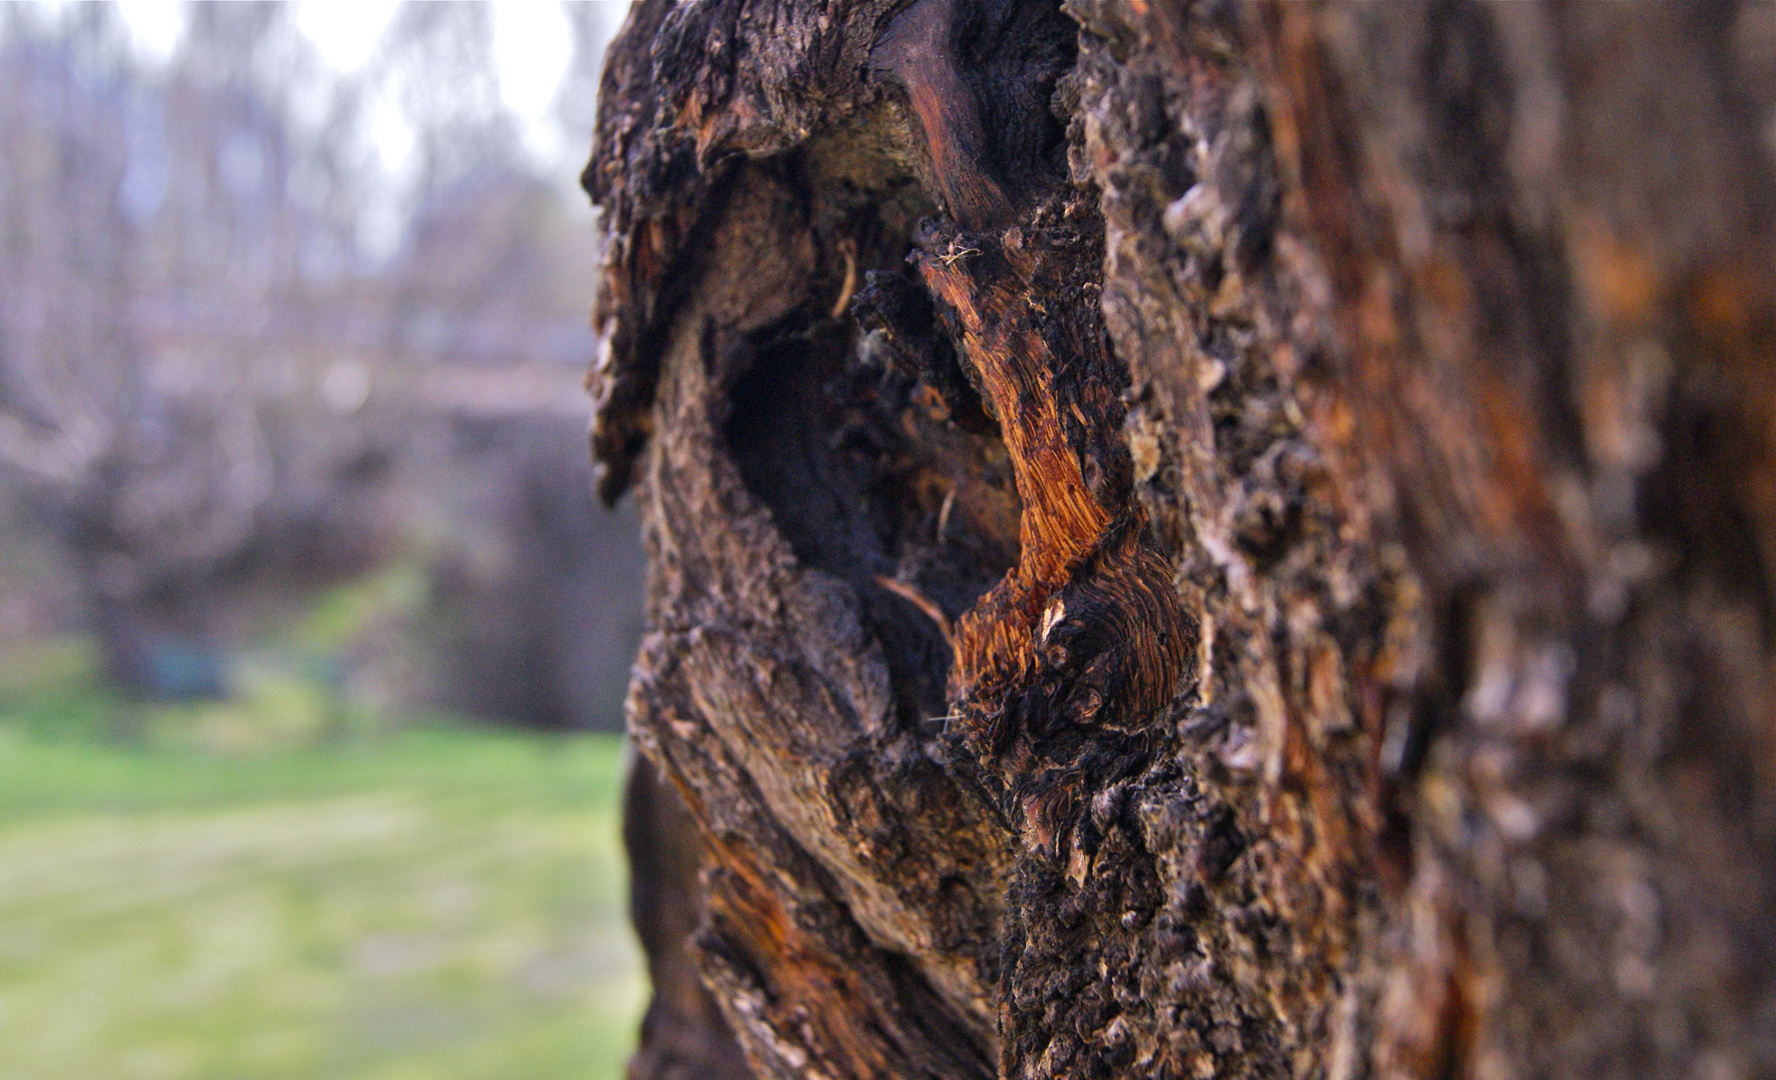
[623, 756, 753, 1080]
[590, 2, 1776, 1078]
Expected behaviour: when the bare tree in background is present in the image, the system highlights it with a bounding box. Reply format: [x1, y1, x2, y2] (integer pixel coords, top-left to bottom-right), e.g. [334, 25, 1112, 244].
[0, 5, 265, 692]
[0, 2, 636, 722]
[590, 2, 1776, 1078]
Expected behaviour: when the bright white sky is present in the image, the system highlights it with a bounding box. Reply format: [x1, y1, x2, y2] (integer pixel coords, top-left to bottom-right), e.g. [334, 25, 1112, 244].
[291, 0, 402, 74]
[101, 0, 625, 257]
[115, 0, 186, 63]
[115, 0, 617, 169]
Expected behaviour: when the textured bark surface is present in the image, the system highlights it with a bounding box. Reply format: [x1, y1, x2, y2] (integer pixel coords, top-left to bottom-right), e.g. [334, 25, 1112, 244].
[588, 2, 1776, 1078]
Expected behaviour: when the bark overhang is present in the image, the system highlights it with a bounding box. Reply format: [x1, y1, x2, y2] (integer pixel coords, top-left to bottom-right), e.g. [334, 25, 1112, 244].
[582, 1, 1372, 1075]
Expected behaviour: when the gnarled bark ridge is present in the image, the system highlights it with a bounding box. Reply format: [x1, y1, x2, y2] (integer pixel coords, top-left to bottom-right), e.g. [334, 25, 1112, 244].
[589, 2, 1776, 1078]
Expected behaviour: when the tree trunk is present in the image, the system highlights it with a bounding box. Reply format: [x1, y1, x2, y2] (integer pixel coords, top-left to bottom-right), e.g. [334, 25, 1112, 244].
[585, 2, 1776, 1078]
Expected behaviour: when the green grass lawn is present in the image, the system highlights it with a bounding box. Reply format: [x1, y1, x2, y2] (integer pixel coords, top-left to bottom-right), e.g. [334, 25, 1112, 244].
[0, 642, 644, 1080]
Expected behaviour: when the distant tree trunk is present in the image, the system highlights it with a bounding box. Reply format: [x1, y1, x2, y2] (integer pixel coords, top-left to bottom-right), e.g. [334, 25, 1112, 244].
[586, 2, 1776, 1078]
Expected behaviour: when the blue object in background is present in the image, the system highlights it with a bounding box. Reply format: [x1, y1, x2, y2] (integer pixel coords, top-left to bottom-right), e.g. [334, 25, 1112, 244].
[142, 638, 230, 700]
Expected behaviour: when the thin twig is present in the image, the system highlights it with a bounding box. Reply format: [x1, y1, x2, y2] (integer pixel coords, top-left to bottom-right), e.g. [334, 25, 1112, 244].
[938, 241, 980, 266]
[830, 238, 858, 318]
[875, 574, 955, 648]
[936, 488, 956, 541]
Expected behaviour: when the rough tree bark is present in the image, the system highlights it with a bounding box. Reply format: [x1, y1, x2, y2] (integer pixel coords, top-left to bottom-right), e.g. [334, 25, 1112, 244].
[585, 2, 1776, 1078]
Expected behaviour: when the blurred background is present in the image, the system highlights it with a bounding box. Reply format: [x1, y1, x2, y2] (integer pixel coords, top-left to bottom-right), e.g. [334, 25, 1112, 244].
[0, 2, 647, 1077]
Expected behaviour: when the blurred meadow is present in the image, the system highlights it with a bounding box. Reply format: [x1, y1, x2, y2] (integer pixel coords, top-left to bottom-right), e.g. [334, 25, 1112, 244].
[0, 637, 642, 1080]
[0, 2, 647, 1078]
